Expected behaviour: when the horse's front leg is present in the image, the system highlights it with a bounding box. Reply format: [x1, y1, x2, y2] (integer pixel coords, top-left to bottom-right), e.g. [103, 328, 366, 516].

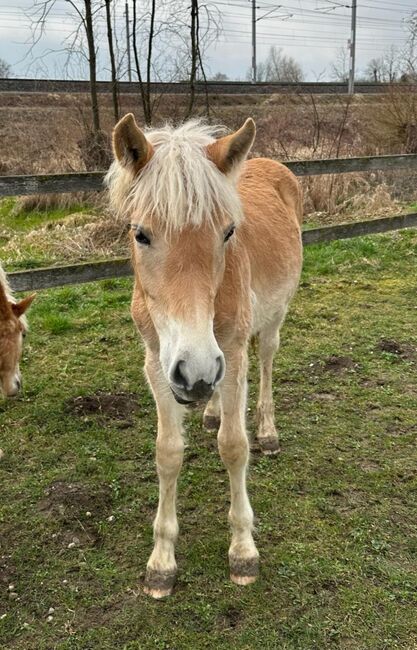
[143, 351, 185, 599]
[218, 348, 259, 585]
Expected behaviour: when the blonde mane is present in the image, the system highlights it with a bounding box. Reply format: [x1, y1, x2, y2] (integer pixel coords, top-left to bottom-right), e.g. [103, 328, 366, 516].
[105, 121, 244, 230]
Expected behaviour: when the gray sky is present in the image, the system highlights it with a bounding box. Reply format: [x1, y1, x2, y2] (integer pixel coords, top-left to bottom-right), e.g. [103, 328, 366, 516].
[0, 0, 414, 81]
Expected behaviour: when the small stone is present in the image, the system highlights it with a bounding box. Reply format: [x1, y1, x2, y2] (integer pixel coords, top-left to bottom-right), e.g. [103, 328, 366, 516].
[47, 607, 55, 615]
[62, 579, 68, 584]
[8, 584, 15, 591]
[9, 592, 18, 600]
[0, 613, 7, 620]
[22, 622, 30, 629]
[107, 515, 115, 522]
[46, 615, 53, 623]
[67, 542, 76, 549]
[85, 511, 92, 517]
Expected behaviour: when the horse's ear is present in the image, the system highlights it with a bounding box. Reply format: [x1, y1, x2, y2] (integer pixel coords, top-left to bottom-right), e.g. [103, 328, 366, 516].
[112, 113, 153, 173]
[0, 282, 12, 319]
[11, 293, 36, 318]
[207, 118, 256, 175]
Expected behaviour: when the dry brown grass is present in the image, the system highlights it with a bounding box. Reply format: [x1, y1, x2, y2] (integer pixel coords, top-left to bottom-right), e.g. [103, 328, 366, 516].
[1, 209, 129, 264]
[0, 90, 415, 222]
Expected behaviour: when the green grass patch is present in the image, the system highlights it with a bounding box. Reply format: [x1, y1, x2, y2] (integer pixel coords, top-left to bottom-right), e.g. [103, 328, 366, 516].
[0, 198, 89, 232]
[0, 232, 417, 649]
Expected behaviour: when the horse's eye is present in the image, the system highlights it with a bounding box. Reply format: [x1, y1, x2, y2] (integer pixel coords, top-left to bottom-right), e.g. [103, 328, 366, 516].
[135, 229, 151, 246]
[224, 226, 235, 242]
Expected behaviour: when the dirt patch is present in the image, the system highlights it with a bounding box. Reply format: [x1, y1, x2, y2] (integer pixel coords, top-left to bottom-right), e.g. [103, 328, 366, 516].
[65, 391, 139, 427]
[217, 606, 244, 631]
[359, 460, 381, 474]
[326, 488, 368, 515]
[312, 392, 338, 401]
[39, 480, 112, 519]
[377, 338, 417, 362]
[38, 480, 113, 548]
[385, 423, 417, 437]
[309, 355, 358, 375]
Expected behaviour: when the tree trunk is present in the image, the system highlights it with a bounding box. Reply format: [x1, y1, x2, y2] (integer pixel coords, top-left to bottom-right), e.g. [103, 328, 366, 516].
[145, 0, 156, 125]
[105, 0, 119, 123]
[132, 0, 152, 125]
[185, 0, 198, 119]
[84, 0, 100, 134]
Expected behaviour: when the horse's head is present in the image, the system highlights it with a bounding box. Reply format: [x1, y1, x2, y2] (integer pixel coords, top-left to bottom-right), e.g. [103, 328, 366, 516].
[107, 115, 255, 404]
[0, 285, 35, 397]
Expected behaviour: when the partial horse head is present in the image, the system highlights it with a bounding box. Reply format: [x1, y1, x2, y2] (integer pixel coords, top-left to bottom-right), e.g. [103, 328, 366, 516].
[0, 280, 35, 397]
[106, 115, 255, 405]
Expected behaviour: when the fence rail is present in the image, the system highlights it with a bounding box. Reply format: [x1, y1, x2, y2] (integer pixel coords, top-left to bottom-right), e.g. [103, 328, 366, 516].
[2, 153, 417, 291]
[1, 154, 417, 197]
[8, 212, 417, 292]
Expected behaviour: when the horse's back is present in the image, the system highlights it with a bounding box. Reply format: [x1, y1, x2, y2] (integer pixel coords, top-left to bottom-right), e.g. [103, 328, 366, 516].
[239, 158, 302, 226]
[237, 157, 303, 332]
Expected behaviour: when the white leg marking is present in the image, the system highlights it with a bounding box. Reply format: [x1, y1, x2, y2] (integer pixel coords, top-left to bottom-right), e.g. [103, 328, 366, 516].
[144, 351, 185, 598]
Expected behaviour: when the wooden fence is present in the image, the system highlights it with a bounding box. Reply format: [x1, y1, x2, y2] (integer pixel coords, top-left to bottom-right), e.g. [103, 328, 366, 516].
[2, 153, 417, 292]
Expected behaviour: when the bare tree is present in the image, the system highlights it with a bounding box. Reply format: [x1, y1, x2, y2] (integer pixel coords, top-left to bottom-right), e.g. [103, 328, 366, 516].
[131, 0, 156, 126]
[247, 47, 303, 82]
[105, 0, 119, 123]
[364, 47, 400, 83]
[130, 0, 218, 124]
[330, 47, 349, 83]
[402, 10, 417, 81]
[26, 0, 101, 138]
[83, 0, 100, 135]
[211, 72, 228, 81]
[0, 59, 11, 78]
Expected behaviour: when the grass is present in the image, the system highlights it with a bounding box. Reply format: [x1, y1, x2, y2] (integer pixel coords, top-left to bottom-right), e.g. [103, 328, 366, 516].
[0, 199, 88, 232]
[0, 198, 114, 271]
[1, 229, 417, 649]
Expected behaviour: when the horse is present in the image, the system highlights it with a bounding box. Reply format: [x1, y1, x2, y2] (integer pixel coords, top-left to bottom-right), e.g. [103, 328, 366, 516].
[106, 114, 303, 598]
[0, 263, 35, 397]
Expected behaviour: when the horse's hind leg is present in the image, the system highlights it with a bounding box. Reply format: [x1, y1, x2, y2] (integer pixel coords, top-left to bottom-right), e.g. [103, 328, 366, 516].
[203, 389, 221, 430]
[256, 319, 282, 455]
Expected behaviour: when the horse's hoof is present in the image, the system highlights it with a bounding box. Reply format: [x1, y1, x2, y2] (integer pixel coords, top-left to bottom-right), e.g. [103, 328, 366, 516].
[143, 568, 176, 599]
[204, 415, 221, 430]
[229, 556, 259, 586]
[258, 436, 281, 456]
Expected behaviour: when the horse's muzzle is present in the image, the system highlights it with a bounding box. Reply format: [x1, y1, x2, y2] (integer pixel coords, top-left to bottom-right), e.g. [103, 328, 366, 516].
[171, 379, 214, 406]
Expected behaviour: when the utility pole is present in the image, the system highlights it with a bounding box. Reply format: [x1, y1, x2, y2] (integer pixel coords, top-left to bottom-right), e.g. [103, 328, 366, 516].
[348, 0, 357, 95]
[125, 1, 132, 82]
[251, 0, 256, 84]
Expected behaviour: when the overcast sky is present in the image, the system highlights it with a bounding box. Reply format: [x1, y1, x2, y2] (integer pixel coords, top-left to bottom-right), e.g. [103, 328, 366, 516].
[0, 0, 414, 81]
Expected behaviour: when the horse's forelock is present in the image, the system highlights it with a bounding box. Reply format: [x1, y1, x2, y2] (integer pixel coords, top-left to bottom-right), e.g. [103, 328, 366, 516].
[106, 121, 243, 230]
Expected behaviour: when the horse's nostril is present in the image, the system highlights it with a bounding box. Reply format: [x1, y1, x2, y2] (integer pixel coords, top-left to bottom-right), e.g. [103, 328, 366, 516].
[215, 356, 225, 384]
[16, 378, 21, 390]
[172, 360, 188, 390]
[189, 380, 213, 400]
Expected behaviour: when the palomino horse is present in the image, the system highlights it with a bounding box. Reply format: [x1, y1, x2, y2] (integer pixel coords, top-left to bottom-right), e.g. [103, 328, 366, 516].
[106, 115, 303, 598]
[0, 264, 35, 397]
